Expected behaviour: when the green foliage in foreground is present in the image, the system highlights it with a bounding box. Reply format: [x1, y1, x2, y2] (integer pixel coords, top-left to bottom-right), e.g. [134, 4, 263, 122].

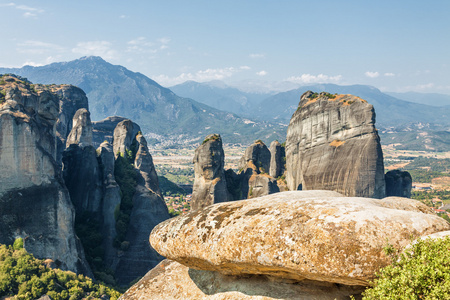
[362, 237, 450, 299]
[0, 242, 121, 300]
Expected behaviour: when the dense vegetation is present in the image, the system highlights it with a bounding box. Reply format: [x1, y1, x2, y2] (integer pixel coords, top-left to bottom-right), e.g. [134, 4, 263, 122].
[156, 166, 194, 185]
[158, 175, 187, 196]
[0, 240, 121, 300]
[403, 157, 450, 173]
[362, 237, 450, 299]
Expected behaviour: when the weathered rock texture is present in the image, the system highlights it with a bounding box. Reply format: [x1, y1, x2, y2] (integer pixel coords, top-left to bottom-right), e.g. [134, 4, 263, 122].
[62, 109, 102, 214]
[120, 259, 365, 300]
[191, 134, 232, 210]
[385, 170, 412, 198]
[150, 190, 450, 286]
[53, 85, 89, 163]
[113, 124, 170, 285]
[113, 119, 141, 158]
[285, 91, 386, 198]
[0, 75, 91, 275]
[92, 116, 131, 147]
[97, 141, 122, 268]
[269, 140, 285, 178]
[237, 140, 279, 199]
[65, 108, 93, 147]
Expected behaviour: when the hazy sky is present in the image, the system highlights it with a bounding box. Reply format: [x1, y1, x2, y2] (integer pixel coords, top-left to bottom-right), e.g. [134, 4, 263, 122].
[1, 0, 449, 93]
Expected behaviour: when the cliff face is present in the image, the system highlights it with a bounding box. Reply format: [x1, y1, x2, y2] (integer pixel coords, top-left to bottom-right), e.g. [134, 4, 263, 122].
[0, 75, 91, 275]
[111, 122, 170, 285]
[286, 91, 386, 198]
[191, 134, 232, 210]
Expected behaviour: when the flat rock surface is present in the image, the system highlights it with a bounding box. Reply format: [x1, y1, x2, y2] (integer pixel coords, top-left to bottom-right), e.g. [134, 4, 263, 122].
[119, 259, 365, 300]
[150, 190, 450, 286]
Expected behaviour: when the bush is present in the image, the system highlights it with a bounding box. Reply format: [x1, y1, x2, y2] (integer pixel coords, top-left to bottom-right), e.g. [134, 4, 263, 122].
[0, 244, 121, 299]
[362, 236, 450, 299]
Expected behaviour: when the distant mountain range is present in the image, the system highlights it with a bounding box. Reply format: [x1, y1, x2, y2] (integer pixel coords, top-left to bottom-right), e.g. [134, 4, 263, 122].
[0, 57, 284, 145]
[169, 80, 270, 117]
[2, 57, 449, 149]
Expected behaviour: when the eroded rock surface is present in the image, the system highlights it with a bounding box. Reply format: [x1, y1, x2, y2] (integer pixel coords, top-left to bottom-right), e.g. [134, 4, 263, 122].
[150, 190, 450, 286]
[285, 91, 385, 198]
[385, 170, 412, 198]
[119, 259, 365, 300]
[0, 75, 91, 275]
[269, 140, 284, 178]
[65, 108, 93, 147]
[191, 134, 232, 210]
[113, 119, 141, 158]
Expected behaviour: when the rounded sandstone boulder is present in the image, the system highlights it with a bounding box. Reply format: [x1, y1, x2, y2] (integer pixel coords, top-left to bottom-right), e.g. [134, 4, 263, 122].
[150, 191, 450, 286]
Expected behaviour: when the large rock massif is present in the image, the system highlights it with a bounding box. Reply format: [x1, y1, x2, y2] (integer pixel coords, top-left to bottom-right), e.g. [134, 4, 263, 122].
[286, 91, 386, 198]
[121, 190, 450, 299]
[0, 75, 91, 275]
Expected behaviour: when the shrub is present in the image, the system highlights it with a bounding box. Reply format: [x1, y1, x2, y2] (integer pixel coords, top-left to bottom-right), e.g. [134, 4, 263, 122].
[362, 236, 450, 299]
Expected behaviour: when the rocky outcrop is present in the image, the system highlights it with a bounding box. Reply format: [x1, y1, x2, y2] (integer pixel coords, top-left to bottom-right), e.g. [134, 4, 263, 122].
[238, 140, 271, 174]
[97, 141, 122, 268]
[52, 85, 89, 163]
[191, 134, 232, 210]
[65, 108, 93, 147]
[385, 170, 412, 198]
[113, 119, 141, 158]
[62, 109, 102, 214]
[286, 91, 386, 198]
[112, 123, 170, 285]
[0, 75, 91, 275]
[92, 116, 131, 147]
[237, 140, 279, 199]
[120, 259, 365, 300]
[150, 190, 450, 287]
[269, 140, 284, 178]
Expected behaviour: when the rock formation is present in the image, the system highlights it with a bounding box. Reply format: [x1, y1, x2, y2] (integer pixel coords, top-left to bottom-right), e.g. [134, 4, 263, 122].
[191, 134, 232, 210]
[237, 140, 279, 199]
[150, 190, 449, 285]
[62, 108, 102, 214]
[285, 91, 386, 198]
[65, 108, 93, 147]
[385, 169, 412, 198]
[269, 140, 285, 178]
[112, 123, 170, 285]
[97, 141, 122, 268]
[92, 116, 131, 147]
[0, 75, 91, 275]
[53, 85, 89, 163]
[113, 119, 141, 159]
[120, 259, 365, 300]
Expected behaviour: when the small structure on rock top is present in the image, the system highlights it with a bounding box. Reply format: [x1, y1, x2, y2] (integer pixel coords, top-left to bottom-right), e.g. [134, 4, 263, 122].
[285, 91, 386, 198]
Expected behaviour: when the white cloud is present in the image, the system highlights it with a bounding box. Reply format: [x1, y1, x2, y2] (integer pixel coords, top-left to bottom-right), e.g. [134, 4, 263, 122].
[249, 53, 265, 59]
[126, 37, 170, 53]
[384, 72, 395, 77]
[72, 41, 118, 60]
[119, 15, 128, 19]
[17, 40, 65, 54]
[365, 71, 380, 78]
[286, 74, 342, 84]
[153, 66, 251, 86]
[256, 70, 267, 76]
[2, 3, 44, 17]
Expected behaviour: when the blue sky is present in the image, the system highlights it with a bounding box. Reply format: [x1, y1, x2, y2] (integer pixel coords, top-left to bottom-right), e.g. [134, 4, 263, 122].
[1, 0, 449, 93]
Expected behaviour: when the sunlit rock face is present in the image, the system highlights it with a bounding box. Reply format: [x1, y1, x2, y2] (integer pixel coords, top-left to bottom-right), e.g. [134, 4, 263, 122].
[286, 91, 386, 198]
[191, 134, 232, 210]
[150, 190, 448, 286]
[0, 75, 91, 275]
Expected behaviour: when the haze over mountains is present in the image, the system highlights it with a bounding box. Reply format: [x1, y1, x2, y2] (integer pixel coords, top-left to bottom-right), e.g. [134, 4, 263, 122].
[1, 56, 449, 149]
[0, 57, 284, 145]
